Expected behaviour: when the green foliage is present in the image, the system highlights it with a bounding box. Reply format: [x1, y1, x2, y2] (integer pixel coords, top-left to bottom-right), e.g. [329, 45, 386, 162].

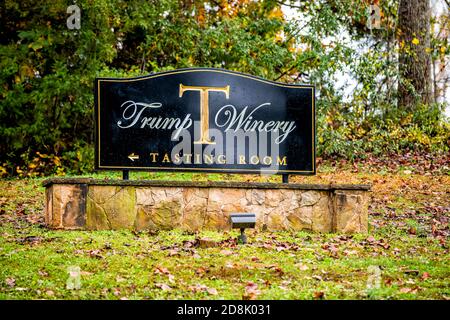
[318, 102, 450, 159]
[0, 0, 293, 176]
[0, 0, 448, 176]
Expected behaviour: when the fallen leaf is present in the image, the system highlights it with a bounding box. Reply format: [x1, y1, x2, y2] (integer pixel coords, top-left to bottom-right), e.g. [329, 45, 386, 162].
[295, 263, 309, 271]
[313, 291, 325, 299]
[189, 284, 207, 293]
[343, 249, 358, 256]
[399, 287, 417, 294]
[312, 275, 323, 281]
[154, 267, 170, 275]
[421, 272, 430, 280]
[17, 236, 43, 245]
[38, 270, 49, 277]
[168, 249, 180, 256]
[198, 238, 218, 248]
[5, 277, 15, 287]
[243, 281, 261, 300]
[88, 249, 104, 259]
[195, 267, 209, 275]
[188, 284, 218, 295]
[207, 288, 218, 295]
[155, 283, 172, 291]
[220, 249, 233, 256]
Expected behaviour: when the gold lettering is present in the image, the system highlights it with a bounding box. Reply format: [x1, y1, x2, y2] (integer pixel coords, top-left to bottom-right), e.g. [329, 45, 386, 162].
[195, 154, 201, 164]
[217, 154, 226, 164]
[204, 154, 213, 164]
[262, 156, 272, 165]
[173, 153, 181, 164]
[239, 155, 246, 164]
[150, 152, 158, 162]
[277, 156, 287, 165]
[179, 84, 230, 144]
[162, 153, 171, 163]
[184, 153, 192, 163]
[250, 155, 259, 165]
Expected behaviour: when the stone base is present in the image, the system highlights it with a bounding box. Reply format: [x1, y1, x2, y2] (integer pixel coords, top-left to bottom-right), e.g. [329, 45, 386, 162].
[43, 179, 371, 233]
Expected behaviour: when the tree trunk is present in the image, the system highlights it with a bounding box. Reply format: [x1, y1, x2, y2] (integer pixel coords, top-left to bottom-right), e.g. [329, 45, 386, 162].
[397, 0, 432, 109]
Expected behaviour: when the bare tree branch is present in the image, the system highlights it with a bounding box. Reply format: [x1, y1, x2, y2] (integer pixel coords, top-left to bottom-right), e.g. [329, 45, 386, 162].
[272, 0, 305, 10]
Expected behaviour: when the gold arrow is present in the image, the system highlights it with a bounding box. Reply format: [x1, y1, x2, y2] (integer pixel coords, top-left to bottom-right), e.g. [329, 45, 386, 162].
[128, 153, 139, 161]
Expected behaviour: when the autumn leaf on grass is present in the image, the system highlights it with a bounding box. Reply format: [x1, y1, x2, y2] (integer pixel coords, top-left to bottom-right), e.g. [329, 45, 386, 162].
[154, 266, 175, 283]
[399, 287, 418, 294]
[421, 272, 431, 281]
[312, 275, 323, 281]
[88, 249, 104, 259]
[156, 283, 172, 291]
[207, 288, 218, 295]
[243, 282, 261, 300]
[313, 291, 325, 299]
[266, 264, 284, 276]
[5, 277, 15, 288]
[195, 266, 209, 276]
[168, 249, 180, 257]
[38, 270, 49, 277]
[188, 284, 218, 295]
[154, 266, 170, 275]
[343, 249, 358, 256]
[295, 263, 309, 271]
[220, 249, 233, 256]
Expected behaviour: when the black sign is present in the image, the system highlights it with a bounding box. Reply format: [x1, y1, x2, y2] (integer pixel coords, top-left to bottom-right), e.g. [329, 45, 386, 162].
[95, 68, 315, 175]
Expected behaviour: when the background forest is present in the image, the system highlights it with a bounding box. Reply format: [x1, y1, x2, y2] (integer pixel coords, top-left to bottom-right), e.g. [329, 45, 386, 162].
[0, 0, 449, 176]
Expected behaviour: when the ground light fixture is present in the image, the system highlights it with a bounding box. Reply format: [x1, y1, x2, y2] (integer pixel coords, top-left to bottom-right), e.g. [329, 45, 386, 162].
[229, 213, 256, 244]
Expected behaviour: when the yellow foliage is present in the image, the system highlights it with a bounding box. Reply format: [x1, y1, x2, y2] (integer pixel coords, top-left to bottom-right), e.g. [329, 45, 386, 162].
[275, 31, 284, 42]
[412, 38, 419, 45]
[268, 7, 284, 20]
[0, 166, 7, 177]
[28, 163, 37, 169]
[53, 156, 61, 167]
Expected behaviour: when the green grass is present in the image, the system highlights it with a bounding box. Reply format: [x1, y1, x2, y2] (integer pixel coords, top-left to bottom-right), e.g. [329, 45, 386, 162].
[0, 171, 449, 300]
